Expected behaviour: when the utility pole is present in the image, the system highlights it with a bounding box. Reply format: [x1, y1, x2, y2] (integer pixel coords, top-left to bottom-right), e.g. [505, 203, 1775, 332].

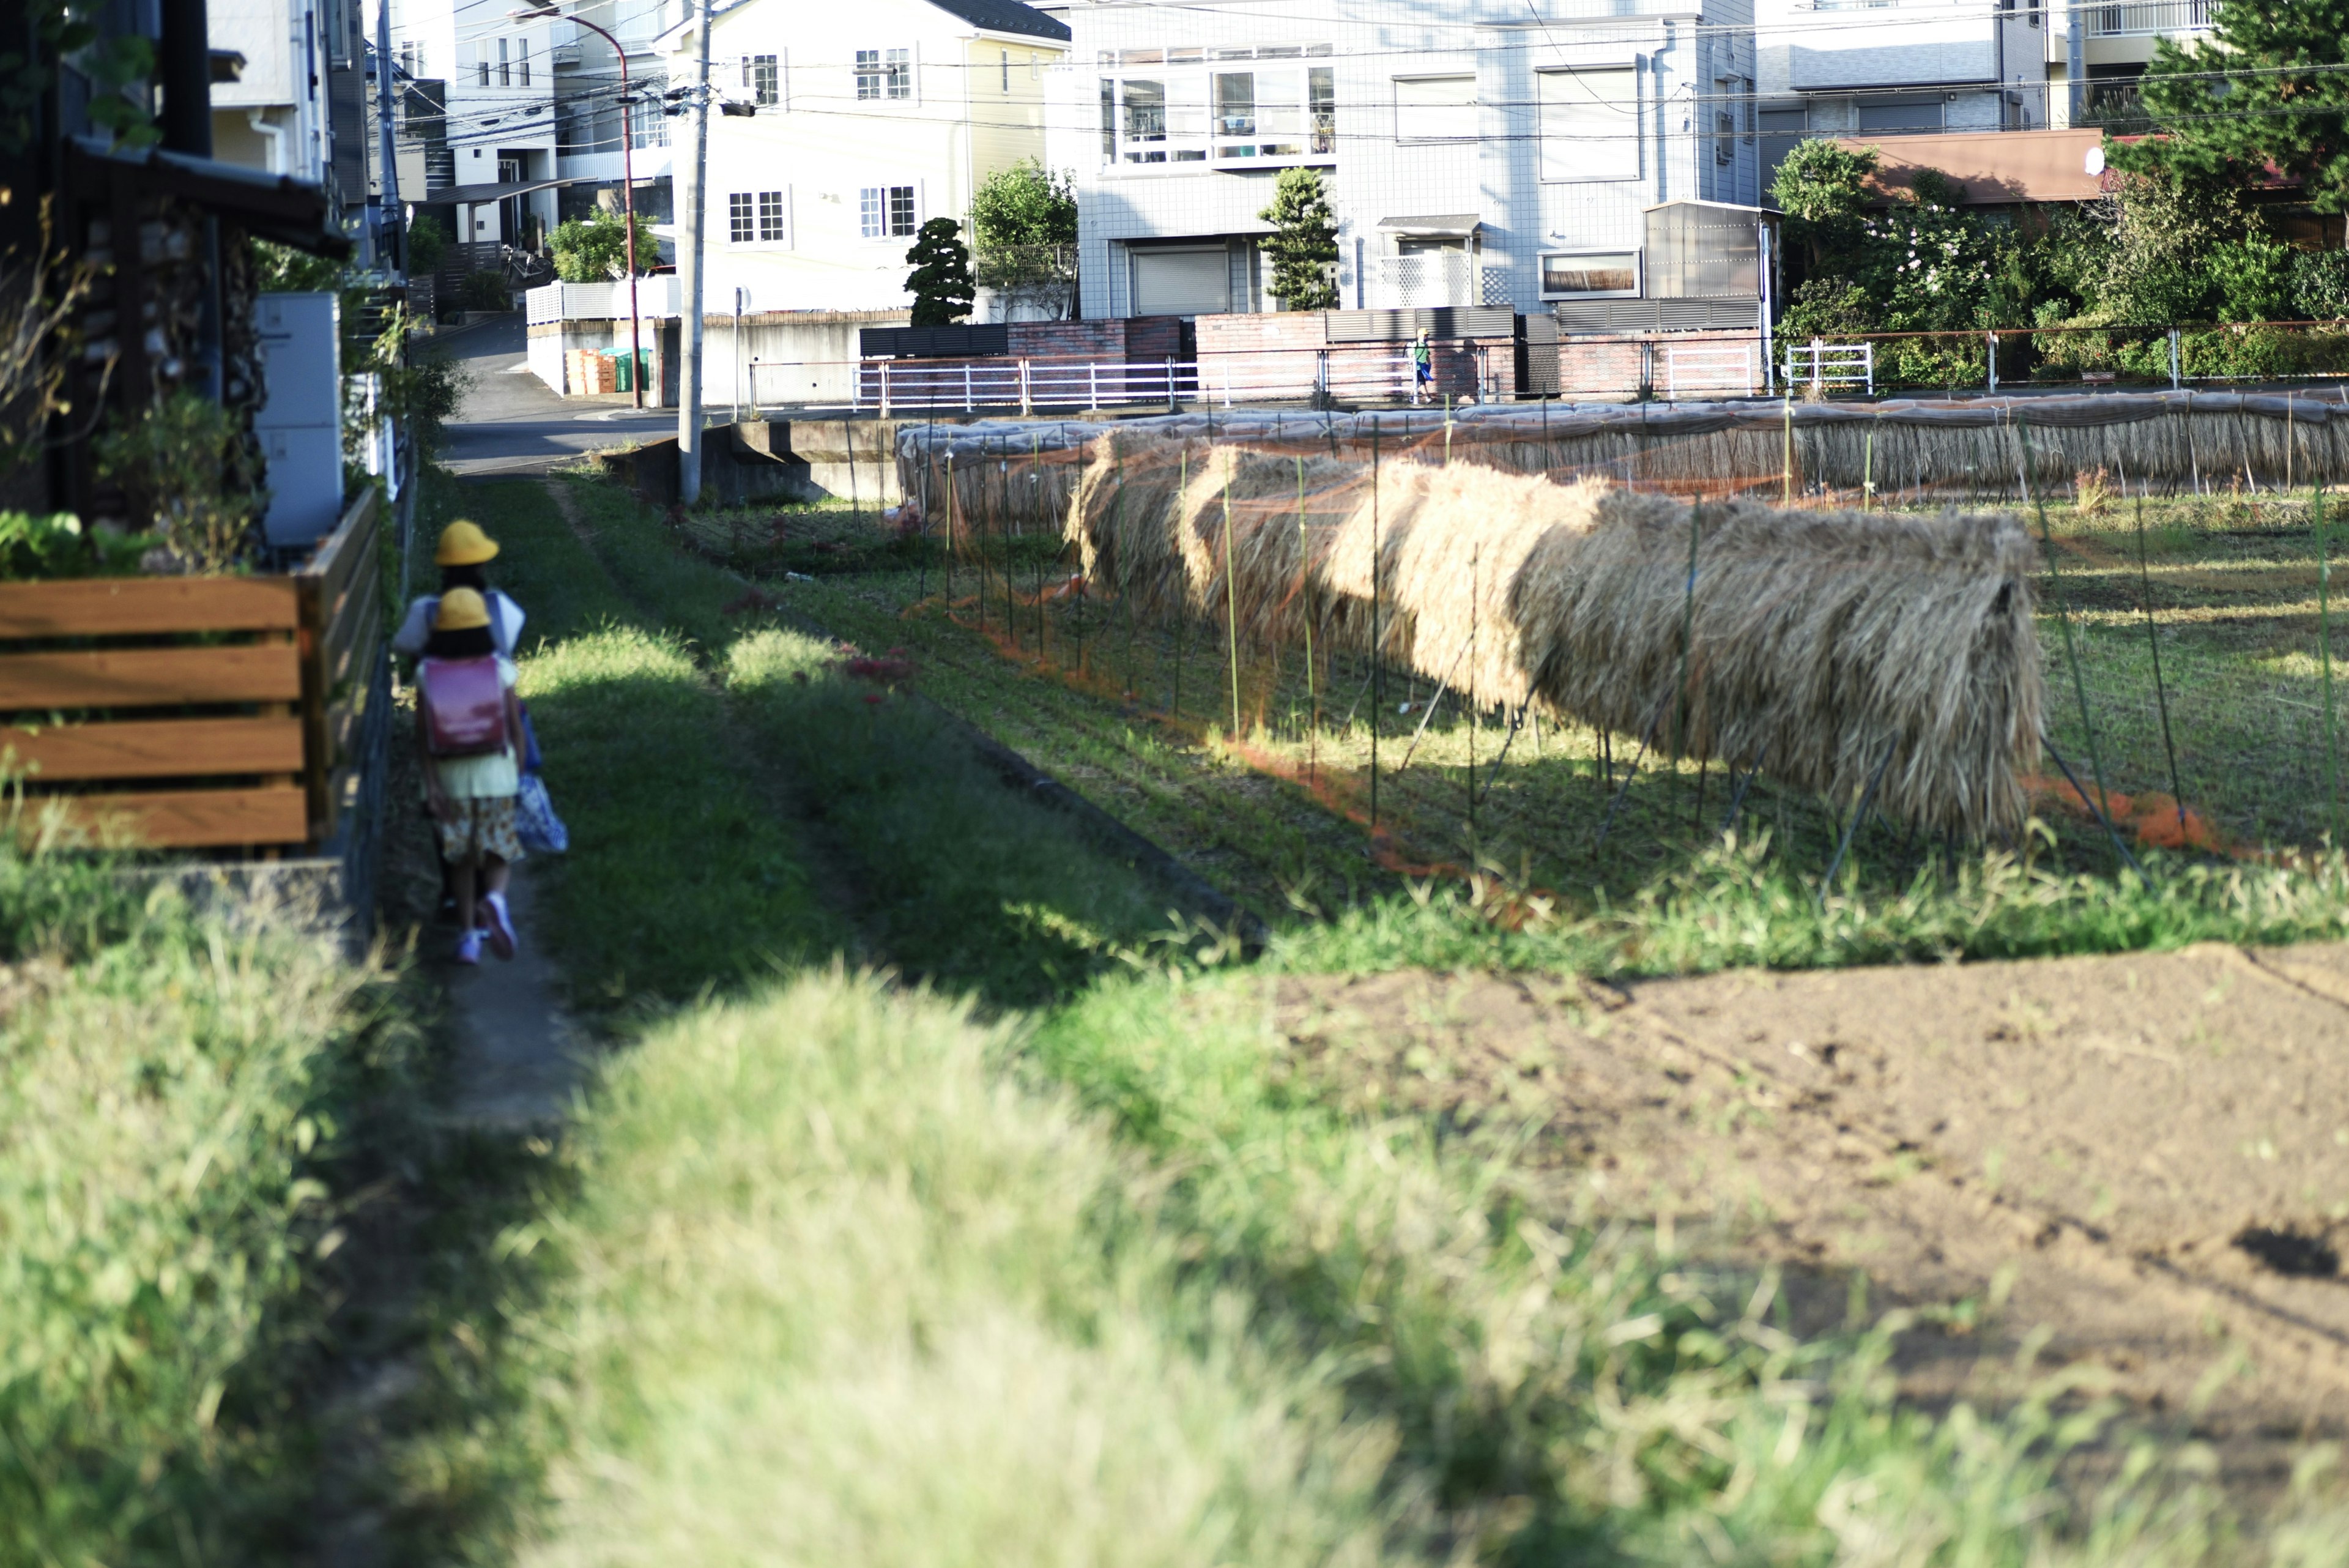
[376, 0, 403, 275]
[677, 0, 713, 503]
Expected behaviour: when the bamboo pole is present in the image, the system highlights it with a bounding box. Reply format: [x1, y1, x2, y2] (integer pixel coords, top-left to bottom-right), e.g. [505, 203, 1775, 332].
[2319, 481, 2340, 845]
[1222, 469, 1241, 737]
[2133, 483, 2186, 841]
[2022, 411, 2121, 866]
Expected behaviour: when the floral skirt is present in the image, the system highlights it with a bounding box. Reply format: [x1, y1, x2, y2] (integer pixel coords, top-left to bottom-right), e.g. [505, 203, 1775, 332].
[436, 795, 525, 864]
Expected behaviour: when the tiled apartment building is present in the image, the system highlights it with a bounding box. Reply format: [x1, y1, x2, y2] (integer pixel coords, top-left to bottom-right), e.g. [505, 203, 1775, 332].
[1052, 0, 1767, 321]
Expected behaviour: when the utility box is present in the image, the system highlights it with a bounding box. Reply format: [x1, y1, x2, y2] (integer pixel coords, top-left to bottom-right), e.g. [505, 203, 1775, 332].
[253, 292, 346, 551]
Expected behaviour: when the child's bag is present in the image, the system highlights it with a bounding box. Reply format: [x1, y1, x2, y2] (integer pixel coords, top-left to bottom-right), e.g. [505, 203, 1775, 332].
[420, 656, 510, 758]
[517, 773, 569, 853]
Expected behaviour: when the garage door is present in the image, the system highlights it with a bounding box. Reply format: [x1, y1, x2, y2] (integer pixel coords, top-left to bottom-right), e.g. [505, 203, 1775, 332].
[1130, 247, 1231, 317]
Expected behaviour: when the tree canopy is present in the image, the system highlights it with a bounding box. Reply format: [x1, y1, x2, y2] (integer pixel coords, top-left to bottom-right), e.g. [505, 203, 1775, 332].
[905, 218, 976, 325]
[551, 209, 659, 283]
[971, 160, 1077, 252]
[2115, 0, 2349, 212]
[1258, 168, 1340, 312]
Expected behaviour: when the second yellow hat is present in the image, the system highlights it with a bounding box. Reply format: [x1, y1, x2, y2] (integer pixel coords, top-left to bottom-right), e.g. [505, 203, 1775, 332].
[435, 587, 492, 631]
[436, 519, 500, 567]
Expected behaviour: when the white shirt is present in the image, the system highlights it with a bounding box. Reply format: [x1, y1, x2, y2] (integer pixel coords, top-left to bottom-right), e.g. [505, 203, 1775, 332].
[392, 589, 525, 659]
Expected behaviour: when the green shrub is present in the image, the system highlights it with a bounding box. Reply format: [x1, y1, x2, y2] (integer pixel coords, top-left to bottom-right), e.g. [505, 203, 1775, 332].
[0, 844, 390, 1566]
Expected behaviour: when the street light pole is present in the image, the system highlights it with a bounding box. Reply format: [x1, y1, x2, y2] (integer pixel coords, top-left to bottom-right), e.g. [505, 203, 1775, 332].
[515, 2, 644, 408]
[677, 0, 712, 505]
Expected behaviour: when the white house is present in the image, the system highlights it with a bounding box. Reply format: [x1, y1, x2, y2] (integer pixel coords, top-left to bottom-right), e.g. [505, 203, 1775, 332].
[209, 0, 340, 185]
[390, 0, 564, 243]
[657, 0, 1070, 314]
[550, 0, 675, 242]
[1054, 0, 1764, 322]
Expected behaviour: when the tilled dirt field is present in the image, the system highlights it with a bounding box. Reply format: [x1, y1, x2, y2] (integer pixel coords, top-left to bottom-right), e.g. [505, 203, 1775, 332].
[1267, 942, 2349, 1492]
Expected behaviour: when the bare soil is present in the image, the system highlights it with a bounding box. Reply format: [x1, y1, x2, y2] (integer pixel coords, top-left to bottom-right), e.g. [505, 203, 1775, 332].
[1267, 941, 2349, 1492]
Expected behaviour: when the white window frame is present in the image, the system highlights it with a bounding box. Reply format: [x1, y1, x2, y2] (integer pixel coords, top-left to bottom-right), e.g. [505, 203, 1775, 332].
[728, 191, 756, 243]
[856, 45, 911, 102]
[1539, 67, 1642, 183]
[1538, 249, 1642, 300]
[1099, 58, 1334, 172]
[757, 188, 787, 243]
[746, 53, 779, 106]
[859, 184, 917, 239]
[497, 36, 510, 87]
[1393, 74, 1476, 143]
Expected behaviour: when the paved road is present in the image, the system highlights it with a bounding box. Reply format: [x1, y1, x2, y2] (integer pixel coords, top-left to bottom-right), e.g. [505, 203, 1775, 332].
[437, 312, 675, 478]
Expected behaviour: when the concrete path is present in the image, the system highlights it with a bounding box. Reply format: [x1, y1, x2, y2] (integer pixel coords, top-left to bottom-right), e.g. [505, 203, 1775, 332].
[437, 865, 587, 1128]
[437, 311, 673, 478]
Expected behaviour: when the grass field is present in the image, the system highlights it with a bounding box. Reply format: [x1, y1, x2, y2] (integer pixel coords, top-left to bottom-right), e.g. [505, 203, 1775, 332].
[400, 463, 2349, 1567]
[0, 836, 409, 1567]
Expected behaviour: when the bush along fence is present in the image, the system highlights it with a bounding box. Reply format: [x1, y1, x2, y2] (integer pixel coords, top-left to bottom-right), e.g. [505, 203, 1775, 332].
[0, 485, 393, 897]
[872, 393, 2349, 882]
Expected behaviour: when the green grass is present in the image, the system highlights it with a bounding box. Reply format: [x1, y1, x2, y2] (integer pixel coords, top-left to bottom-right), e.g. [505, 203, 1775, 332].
[460, 470, 2349, 1567]
[448, 476, 850, 1002]
[0, 841, 407, 1566]
[724, 628, 1192, 1006]
[510, 969, 1402, 1568]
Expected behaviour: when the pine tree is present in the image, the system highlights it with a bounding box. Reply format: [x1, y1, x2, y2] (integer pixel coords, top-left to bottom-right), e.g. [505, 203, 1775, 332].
[1258, 169, 1340, 312]
[904, 218, 976, 326]
[2116, 0, 2349, 210]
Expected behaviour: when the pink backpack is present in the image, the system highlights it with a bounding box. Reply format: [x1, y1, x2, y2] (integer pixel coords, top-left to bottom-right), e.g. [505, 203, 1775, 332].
[420, 656, 509, 758]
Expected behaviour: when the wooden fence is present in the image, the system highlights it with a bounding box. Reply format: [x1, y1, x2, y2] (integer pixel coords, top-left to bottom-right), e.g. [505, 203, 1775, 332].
[0, 488, 387, 852]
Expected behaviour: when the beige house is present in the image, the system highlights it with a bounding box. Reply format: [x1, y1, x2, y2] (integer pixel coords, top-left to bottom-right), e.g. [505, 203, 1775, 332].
[660, 0, 1069, 315]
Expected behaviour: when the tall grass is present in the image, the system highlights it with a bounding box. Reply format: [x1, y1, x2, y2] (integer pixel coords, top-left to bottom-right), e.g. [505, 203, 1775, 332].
[0, 848, 398, 1566]
[1269, 833, 2349, 979]
[522, 625, 848, 1003]
[725, 629, 1186, 1006]
[514, 969, 1401, 1568]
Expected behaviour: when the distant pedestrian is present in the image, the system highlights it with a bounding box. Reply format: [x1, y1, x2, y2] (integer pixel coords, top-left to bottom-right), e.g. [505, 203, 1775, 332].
[396, 519, 527, 927]
[1411, 330, 1433, 403]
[393, 519, 525, 658]
[417, 589, 524, 965]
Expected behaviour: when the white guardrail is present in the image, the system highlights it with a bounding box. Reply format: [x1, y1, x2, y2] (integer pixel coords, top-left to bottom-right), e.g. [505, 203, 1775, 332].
[1783, 340, 1875, 398]
[746, 353, 1455, 415]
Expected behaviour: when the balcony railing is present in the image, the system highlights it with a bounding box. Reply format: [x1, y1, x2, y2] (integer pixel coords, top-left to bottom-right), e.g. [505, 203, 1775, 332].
[1370, 256, 1515, 310]
[2086, 0, 2213, 35]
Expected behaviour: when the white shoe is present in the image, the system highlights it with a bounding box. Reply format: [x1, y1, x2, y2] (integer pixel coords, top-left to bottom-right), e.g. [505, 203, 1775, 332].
[455, 929, 483, 965]
[483, 891, 518, 961]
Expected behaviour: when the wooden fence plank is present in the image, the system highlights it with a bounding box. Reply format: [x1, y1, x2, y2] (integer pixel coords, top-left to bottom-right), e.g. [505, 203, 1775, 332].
[0, 644, 304, 708]
[0, 577, 300, 637]
[35, 785, 309, 849]
[0, 716, 305, 781]
[322, 565, 382, 696]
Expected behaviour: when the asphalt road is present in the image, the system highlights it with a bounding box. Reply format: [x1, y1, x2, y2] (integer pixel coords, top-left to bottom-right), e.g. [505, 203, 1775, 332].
[437, 313, 676, 478]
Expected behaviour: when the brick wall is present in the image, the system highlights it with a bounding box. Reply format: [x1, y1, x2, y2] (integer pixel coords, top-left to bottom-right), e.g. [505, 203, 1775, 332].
[1557, 330, 1768, 401]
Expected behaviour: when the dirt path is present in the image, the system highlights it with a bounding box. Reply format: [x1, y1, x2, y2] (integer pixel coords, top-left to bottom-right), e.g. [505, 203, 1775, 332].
[1271, 940, 2349, 1487]
[438, 867, 587, 1126]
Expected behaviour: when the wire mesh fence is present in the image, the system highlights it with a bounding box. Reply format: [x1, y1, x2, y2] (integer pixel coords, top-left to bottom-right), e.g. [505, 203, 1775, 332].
[684, 388, 2349, 899]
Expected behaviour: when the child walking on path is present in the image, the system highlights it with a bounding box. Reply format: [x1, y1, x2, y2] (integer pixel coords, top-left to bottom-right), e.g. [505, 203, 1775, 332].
[417, 588, 525, 965]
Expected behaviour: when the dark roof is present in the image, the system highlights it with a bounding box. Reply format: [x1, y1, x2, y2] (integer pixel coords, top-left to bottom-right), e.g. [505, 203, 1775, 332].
[924, 0, 1070, 42]
[69, 136, 350, 256]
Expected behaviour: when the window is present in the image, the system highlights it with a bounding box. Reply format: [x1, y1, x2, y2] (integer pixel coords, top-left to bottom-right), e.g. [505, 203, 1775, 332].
[1001, 50, 1009, 92]
[1030, 53, 1039, 81]
[1540, 251, 1640, 299]
[860, 185, 915, 238]
[1538, 69, 1639, 182]
[746, 53, 777, 106]
[399, 40, 420, 74]
[732, 190, 786, 242]
[476, 46, 489, 87]
[1395, 75, 1475, 142]
[1715, 109, 1735, 163]
[518, 39, 529, 86]
[629, 81, 671, 147]
[1857, 95, 1942, 132]
[856, 46, 910, 100]
[497, 37, 510, 86]
[1100, 61, 1329, 167]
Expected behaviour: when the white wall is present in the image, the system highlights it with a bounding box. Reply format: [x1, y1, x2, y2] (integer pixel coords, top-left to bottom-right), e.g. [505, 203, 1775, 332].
[664, 0, 1065, 314]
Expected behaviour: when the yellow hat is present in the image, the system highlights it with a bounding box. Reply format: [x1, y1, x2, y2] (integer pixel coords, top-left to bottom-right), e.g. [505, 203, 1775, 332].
[436, 519, 499, 567]
[435, 587, 492, 631]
